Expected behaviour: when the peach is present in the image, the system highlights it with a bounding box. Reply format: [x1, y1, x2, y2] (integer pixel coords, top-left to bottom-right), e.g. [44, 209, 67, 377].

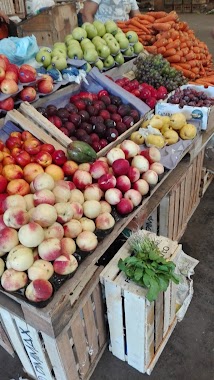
[62, 160, 78, 176]
[70, 202, 83, 220]
[76, 231, 98, 251]
[105, 188, 122, 205]
[54, 203, 73, 224]
[2, 164, 23, 181]
[1, 268, 28, 291]
[3, 194, 26, 210]
[45, 164, 64, 181]
[38, 238, 61, 261]
[133, 179, 150, 196]
[30, 181, 36, 193]
[60, 237, 76, 256]
[100, 200, 112, 214]
[90, 160, 109, 179]
[78, 163, 91, 172]
[7, 179, 30, 196]
[83, 184, 103, 201]
[124, 189, 142, 207]
[79, 217, 96, 232]
[25, 279, 53, 302]
[28, 259, 54, 281]
[24, 194, 34, 211]
[44, 222, 64, 239]
[28, 207, 36, 220]
[33, 247, 39, 261]
[95, 212, 115, 230]
[69, 189, 84, 204]
[54, 180, 70, 190]
[63, 219, 82, 239]
[6, 244, 34, 271]
[23, 163, 44, 183]
[0, 214, 6, 232]
[18, 222, 45, 248]
[0, 227, 19, 254]
[106, 148, 125, 166]
[52, 185, 70, 203]
[53, 254, 78, 275]
[83, 200, 101, 219]
[33, 189, 55, 206]
[73, 170, 92, 190]
[31, 204, 57, 227]
[32, 172, 55, 191]
[0, 258, 5, 276]
[3, 207, 29, 229]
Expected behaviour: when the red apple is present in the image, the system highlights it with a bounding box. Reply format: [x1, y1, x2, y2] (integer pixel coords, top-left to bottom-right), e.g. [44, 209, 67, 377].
[40, 143, 55, 155]
[10, 132, 22, 139]
[116, 175, 131, 193]
[0, 175, 8, 193]
[5, 70, 18, 83]
[37, 79, 54, 94]
[7, 63, 19, 74]
[116, 198, 134, 215]
[98, 173, 116, 191]
[0, 67, 5, 82]
[15, 150, 31, 167]
[23, 138, 41, 155]
[6, 136, 22, 150]
[112, 158, 130, 177]
[0, 193, 7, 213]
[22, 131, 33, 141]
[2, 156, 16, 166]
[19, 65, 36, 83]
[0, 97, 14, 111]
[62, 160, 78, 176]
[52, 150, 67, 166]
[0, 55, 9, 70]
[19, 86, 37, 102]
[35, 151, 52, 167]
[0, 79, 18, 95]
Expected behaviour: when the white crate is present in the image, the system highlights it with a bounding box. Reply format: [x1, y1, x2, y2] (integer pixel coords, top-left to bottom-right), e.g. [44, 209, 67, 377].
[100, 230, 181, 375]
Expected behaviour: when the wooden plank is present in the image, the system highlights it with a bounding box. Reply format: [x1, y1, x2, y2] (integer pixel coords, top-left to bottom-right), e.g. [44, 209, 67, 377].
[163, 284, 171, 337]
[70, 313, 90, 377]
[124, 290, 146, 373]
[172, 187, 180, 241]
[159, 195, 170, 237]
[189, 157, 197, 212]
[42, 331, 79, 380]
[154, 292, 164, 351]
[0, 310, 36, 378]
[168, 191, 175, 240]
[143, 209, 158, 234]
[178, 180, 185, 235]
[92, 285, 107, 348]
[14, 316, 53, 380]
[183, 165, 192, 223]
[5, 109, 66, 152]
[145, 301, 155, 368]
[104, 280, 125, 361]
[82, 298, 99, 363]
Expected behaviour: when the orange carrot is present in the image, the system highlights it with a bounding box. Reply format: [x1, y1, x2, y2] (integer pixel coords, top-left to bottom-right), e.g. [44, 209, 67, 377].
[137, 14, 155, 23]
[152, 23, 172, 32]
[129, 19, 150, 33]
[147, 11, 167, 19]
[166, 40, 180, 50]
[153, 38, 168, 48]
[163, 48, 177, 57]
[186, 52, 196, 61]
[144, 46, 158, 54]
[166, 55, 181, 63]
[157, 46, 166, 54]
[154, 11, 178, 24]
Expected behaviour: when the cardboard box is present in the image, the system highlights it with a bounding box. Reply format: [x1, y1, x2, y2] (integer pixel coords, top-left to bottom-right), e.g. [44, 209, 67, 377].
[155, 85, 214, 131]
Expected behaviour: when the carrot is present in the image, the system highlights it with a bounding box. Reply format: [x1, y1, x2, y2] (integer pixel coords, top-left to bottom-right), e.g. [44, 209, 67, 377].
[192, 67, 200, 75]
[172, 62, 191, 70]
[166, 40, 180, 50]
[129, 19, 150, 33]
[188, 60, 198, 68]
[152, 23, 172, 32]
[153, 38, 168, 48]
[137, 14, 155, 23]
[154, 11, 178, 24]
[147, 11, 167, 19]
[170, 30, 180, 40]
[166, 55, 181, 63]
[181, 47, 189, 56]
[144, 46, 158, 54]
[180, 42, 187, 48]
[157, 46, 166, 54]
[186, 52, 196, 61]
[163, 48, 177, 57]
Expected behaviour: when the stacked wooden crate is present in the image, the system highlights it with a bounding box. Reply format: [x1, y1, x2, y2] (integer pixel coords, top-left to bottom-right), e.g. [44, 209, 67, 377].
[0, 0, 26, 18]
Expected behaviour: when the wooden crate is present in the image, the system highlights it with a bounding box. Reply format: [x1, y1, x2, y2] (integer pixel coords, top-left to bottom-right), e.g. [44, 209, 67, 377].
[17, 3, 77, 46]
[0, 0, 26, 18]
[0, 265, 107, 380]
[100, 230, 181, 375]
[200, 167, 213, 196]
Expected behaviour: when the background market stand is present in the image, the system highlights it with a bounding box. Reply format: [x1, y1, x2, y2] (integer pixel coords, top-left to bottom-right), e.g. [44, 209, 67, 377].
[0, 9, 213, 380]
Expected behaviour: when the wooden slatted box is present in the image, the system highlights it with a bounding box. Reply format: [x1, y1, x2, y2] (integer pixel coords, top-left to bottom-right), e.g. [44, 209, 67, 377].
[100, 230, 181, 375]
[0, 265, 107, 380]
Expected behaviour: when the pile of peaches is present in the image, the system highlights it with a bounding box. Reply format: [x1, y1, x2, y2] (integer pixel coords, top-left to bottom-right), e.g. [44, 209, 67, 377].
[0, 130, 164, 304]
[0, 54, 54, 112]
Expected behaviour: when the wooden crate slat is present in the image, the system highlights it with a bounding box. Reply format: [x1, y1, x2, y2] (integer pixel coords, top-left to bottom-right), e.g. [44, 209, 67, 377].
[145, 301, 155, 368]
[92, 285, 107, 348]
[163, 284, 171, 337]
[172, 188, 180, 241]
[70, 314, 91, 377]
[154, 292, 164, 351]
[178, 180, 185, 235]
[82, 298, 99, 362]
[168, 191, 175, 240]
[0, 0, 15, 15]
[158, 195, 169, 237]
[0, 309, 36, 379]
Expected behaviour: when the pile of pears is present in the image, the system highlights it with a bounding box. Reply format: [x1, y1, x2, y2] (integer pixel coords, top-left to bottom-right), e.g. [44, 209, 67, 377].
[36, 20, 144, 72]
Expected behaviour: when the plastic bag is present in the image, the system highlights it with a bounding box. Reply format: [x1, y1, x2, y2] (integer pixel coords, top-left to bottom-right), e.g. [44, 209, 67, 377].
[26, 0, 55, 15]
[0, 36, 39, 65]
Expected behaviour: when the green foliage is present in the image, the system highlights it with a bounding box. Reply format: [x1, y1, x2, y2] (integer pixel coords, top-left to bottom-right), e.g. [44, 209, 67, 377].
[118, 237, 180, 302]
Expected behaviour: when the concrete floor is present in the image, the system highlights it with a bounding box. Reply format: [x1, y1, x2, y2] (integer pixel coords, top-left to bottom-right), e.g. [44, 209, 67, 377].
[0, 12, 214, 380]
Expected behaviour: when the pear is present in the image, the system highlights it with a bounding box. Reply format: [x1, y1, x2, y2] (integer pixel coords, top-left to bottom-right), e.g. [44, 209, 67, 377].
[145, 135, 165, 149]
[149, 115, 164, 130]
[163, 130, 179, 145]
[179, 124, 197, 140]
[93, 20, 106, 37]
[95, 59, 104, 70]
[169, 113, 186, 130]
[105, 20, 118, 35]
[72, 27, 87, 41]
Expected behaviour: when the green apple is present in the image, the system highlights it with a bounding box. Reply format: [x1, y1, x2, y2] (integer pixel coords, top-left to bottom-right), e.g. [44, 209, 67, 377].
[36, 50, 52, 68]
[95, 59, 104, 70]
[51, 48, 67, 59]
[65, 34, 74, 45]
[134, 41, 144, 54]
[103, 33, 115, 42]
[72, 27, 87, 41]
[81, 22, 91, 30]
[82, 23, 98, 39]
[107, 39, 120, 55]
[103, 55, 115, 68]
[96, 44, 110, 59]
[80, 38, 93, 49]
[92, 36, 106, 47]
[53, 42, 67, 52]
[115, 34, 129, 50]
[85, 63, 92, 72]
[67, 46, 83, 59]
[123, 46, 134, 56]
[105, 20, 118, 35]
[51, 56, 67, 71]
[93, 20, 106, 37]
[83, 48, 98, 63]
[40, 46, 52, 53]
[117, 28, 123, 34]
[68, 40, 81, 48]
[126, 31, 138, 44]
[81, 41, 95, 52]
[114, 52, 124, 65]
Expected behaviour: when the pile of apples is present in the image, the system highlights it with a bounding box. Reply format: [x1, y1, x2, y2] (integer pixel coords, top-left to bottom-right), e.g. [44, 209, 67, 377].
[36, 20, 144, 72]
[37, 90, 140, 152]
[112, 77, 168, 109]
[0, 54, 54, 111]
[130, 113, 197, 149]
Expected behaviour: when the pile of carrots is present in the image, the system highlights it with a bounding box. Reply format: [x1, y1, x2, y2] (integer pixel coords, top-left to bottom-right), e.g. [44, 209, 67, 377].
[117, 11, 214, 84]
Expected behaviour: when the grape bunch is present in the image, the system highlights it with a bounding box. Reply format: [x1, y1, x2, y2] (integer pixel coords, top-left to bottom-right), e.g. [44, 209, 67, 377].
[134, 54, 187, 92]
[168, 87, 214, 108]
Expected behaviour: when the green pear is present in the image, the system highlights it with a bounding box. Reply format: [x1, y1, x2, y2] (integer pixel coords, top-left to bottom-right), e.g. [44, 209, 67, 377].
[92, 36, 106, 47]
[40, 46, 52, 54]
[106, 39, 120, 55]
[103, 33, 115, 42]
[81, 41, 96, 52]
[51, 56, 67, 71]
[80, 38, 93, 49]
[134, 41, 144, 54]
[85, 62, 92, 72]
[114, 52, 124, 65]
[126, 31, 138, 43]
[51, 48, 67, 59]
[103, 55, 115, 68]
[96, 44, 110, 59]
[68, 40, 81, 48]
[83, 48, 98, 63]
[36, 50, 52, 68]
[93, 20, 106, 37]
[83, 23, 98, 39]
[105, 20, 118, 35]
[117, 28, 123, 34]
[82, 22, 91, 30]
[115, 34, 129, 50]
[123, 46, 134, 56]
[53, 42, 67, 52]
[95, 59, 104, 70]
[72, 27, 87, 41]
[65, 34, 74, 45]
[67, 46, 83, 59]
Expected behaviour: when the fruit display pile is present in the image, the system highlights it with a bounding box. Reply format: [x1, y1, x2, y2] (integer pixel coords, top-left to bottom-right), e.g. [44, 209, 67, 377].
[36, 20, 143, 72]
[117, 11, 214, 82]
[0, 54, 55, 112]
[110, 74, 168, 109]
[0, 127, 165, 303]
[167, 87, 214, 108]
[130, 113, 197, 148]
[36, 90, 140, 152]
